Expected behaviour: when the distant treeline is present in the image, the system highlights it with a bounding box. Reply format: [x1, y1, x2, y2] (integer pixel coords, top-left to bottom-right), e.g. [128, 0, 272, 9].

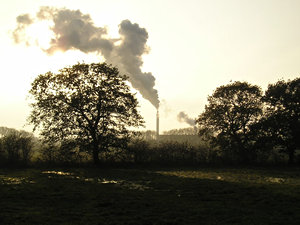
[0, 127, 297, 166]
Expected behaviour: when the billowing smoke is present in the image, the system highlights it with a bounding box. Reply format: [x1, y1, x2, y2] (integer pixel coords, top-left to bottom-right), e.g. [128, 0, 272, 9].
[17, 14, 33, 24]
[13, 6, 159, 108]
[177, 111, 195, 126]
[13, 14, 33, 44]
[160, 99, 172, 117]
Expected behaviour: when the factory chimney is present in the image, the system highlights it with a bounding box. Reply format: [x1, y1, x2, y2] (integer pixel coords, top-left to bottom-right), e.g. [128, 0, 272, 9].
[156, 109, 159, 140]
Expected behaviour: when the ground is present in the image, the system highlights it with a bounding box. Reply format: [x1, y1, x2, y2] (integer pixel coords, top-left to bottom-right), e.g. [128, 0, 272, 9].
[0, 166, 300, 225]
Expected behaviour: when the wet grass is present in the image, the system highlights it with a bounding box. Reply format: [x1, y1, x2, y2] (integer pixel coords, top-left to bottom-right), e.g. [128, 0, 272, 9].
[0, 166, 300, 225]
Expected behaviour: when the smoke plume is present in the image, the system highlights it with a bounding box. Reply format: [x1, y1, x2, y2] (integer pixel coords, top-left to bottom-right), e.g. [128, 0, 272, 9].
[13, 6, 159, 108]
[13, 14, 34, 44]
[177, 111, 195, 126]
[160, 99, 172, 117]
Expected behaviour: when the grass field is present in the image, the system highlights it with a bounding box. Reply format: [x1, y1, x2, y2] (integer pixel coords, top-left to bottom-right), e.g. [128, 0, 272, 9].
[0, 166, 300, 225]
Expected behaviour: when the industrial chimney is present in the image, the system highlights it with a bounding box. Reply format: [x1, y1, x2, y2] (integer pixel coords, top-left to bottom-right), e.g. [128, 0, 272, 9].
[156, 109, 159, 140]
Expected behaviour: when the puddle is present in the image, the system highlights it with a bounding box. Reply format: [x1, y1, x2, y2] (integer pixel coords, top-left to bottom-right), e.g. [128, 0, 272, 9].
[0, 175, 35, 185]
[101, 179, 118, 184]
[41, 170, 151, 191]
[265, 177, 285, 183]
[42, 171, 74, 176]
[156, 171, 225, 182]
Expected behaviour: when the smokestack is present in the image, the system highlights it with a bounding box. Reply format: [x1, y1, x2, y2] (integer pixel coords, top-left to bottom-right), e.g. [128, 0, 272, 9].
[156, 109, 159, 140]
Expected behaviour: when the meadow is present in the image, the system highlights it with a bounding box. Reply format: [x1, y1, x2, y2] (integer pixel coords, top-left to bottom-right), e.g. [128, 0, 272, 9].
[0, 166, 300, 225]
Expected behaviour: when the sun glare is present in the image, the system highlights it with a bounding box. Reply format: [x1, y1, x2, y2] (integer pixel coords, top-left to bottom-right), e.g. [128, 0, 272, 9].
[26, 20, 54, 50]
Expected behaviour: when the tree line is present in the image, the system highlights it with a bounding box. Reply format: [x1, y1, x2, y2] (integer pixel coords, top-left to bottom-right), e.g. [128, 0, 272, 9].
[0, 62, 299, 166]
[196, 79, 299, 164]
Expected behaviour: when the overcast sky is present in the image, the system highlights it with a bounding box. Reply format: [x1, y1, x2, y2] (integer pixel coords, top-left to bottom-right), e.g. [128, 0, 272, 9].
[1, 0, 300, 133]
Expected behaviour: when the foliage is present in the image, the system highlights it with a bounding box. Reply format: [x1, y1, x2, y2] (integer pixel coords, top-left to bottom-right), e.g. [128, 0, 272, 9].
[196, 81, 263, 163]
[0, 128, 34, 165]
[28, 62, 144, 164]
[127, 138, 151, 163]
[138, 130, 157, 140]
[163, 127, 198, 135]
[256, 77, 300, 164]
[126, 138, 213, 165]
[36, 140, 89, 165]
[0, 127, 17, 136]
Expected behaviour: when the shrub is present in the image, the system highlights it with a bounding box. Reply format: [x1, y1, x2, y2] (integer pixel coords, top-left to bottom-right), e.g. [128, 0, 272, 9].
[0, 130, 34, 165]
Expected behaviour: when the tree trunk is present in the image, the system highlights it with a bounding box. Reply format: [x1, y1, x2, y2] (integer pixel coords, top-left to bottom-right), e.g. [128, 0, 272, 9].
[92, 142, 100, 165]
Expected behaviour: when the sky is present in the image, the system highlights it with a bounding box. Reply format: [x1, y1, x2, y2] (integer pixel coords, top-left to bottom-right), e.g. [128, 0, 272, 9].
[1, 0, 300, 134]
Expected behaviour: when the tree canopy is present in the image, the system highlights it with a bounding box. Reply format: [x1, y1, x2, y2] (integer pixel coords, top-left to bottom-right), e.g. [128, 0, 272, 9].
[258, 78, 300, 164]
[28, 62, 144, 164]
[196, 81, 263, 162]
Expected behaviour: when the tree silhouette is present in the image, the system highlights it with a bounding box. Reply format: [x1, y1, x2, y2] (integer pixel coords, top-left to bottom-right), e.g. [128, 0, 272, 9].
[28, 62, 144, 164]
[259, 78, 300, 164]
[0, 128, 34, 164]
[196, 81, 263, 162]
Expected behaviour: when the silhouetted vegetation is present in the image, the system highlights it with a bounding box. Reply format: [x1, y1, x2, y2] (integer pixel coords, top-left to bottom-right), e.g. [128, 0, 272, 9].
[163, 127, 198, 135]
[0, 127, 35, 166]
[28, 62, 144, 165]
[196, 81, 263, 164]
[196, 78, 300, 165]
[1, 70, 299, 167]
[255, 78, 300, 164]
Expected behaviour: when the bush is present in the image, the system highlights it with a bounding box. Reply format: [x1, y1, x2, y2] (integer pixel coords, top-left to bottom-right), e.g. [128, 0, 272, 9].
[0, 130, 34, 165]
[126, 139, 214, 165]
[37, 140, 90, 165]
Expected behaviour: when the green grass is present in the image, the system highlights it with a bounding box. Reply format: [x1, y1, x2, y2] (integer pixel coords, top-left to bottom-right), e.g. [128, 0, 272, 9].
[0, 167, 300, 225]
